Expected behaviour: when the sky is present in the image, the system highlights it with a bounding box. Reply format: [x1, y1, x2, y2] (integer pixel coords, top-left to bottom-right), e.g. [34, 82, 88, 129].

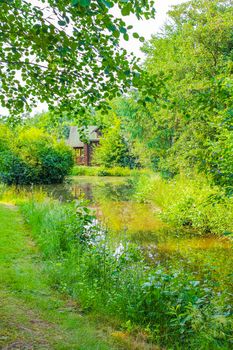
[116, 0, 188, 58]
[1, 0, 188, 116]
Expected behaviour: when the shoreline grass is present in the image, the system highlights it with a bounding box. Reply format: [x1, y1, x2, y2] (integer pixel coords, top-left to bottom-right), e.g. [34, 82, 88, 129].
[0, 203, 119, 350]
[71, 165, 152, 177]
[133, 173, 233, 236]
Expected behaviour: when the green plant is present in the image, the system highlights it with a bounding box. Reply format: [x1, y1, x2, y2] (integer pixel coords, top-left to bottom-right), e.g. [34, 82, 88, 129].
[71, 165, 151, 177]
[19, 196, 233, 349]
[134, 173, 233, 235]
[1, 1, 155, 115]
[92, 118, 138, 169]
[0, 126, 74, 185]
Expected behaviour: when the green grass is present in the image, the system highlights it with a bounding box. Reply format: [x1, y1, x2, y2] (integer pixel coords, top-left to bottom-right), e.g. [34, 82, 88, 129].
[0, 203, 118, 350]
[71, 166, 151, 177]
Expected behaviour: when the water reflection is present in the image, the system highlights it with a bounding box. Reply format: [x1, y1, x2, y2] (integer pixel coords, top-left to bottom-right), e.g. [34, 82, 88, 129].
[43, 176, 232, 242]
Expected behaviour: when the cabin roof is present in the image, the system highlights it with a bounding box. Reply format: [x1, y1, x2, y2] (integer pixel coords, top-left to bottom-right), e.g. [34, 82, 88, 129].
[66, 126, 100, 148]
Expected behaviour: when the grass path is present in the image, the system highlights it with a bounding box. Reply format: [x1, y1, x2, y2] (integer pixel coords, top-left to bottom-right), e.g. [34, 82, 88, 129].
[0, 203, 119, 350]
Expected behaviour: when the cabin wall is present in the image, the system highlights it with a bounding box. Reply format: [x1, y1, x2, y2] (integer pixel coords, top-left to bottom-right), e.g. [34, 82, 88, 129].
[74, 141, 99, 166]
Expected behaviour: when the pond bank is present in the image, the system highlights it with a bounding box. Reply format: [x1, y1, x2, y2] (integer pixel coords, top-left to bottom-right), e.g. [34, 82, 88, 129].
[0, 177, 232, 349]
[0, 203, 124, 350]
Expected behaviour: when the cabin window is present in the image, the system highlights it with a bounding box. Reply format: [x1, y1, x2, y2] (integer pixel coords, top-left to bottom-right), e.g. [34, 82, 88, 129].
[75, 148, 84, 156]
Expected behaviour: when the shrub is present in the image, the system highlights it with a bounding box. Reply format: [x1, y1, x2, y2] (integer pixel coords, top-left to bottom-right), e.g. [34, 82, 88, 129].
[0, 126, 74, 185]
[71, 166, 100, 176]
[134, 173, 233, 235]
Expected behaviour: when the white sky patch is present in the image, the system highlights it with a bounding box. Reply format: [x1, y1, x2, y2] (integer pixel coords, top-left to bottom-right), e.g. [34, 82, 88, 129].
[0, 0, 188, 116]
[114, 0, 188, 58]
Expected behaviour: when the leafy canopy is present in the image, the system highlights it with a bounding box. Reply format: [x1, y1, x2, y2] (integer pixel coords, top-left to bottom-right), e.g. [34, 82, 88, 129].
[0, 0, 155, 115]
[113, 0, 233, 189]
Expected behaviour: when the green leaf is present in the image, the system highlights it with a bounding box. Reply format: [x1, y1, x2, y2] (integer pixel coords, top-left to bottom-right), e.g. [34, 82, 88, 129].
[72, 0, 91, 7]
[81, 0, 91, 6]
[58, 20, 66, 26]
[101, 0, 112, 8]
[120, 26, 127, 34]
[132, 32, 139, 39]
[113, 30, 120, 38]
[121, 5, 131, 16]
[71, 0, 79, 6]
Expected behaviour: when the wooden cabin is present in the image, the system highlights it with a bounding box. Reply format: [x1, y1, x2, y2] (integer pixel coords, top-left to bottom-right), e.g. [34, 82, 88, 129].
[66, 126, 101, 166]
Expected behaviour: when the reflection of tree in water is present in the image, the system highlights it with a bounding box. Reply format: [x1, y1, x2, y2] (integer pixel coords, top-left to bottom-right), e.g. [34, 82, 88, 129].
[23, 183, 74, 202]
[92, 182, 133, 202]
[37, 179, 133, 203]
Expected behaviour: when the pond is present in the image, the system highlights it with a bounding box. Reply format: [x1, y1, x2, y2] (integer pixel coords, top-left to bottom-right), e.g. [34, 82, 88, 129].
[46, 176, 232, 290]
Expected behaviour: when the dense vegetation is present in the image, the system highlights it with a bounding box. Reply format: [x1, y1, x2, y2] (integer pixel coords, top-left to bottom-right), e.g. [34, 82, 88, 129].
[0, 125, 73, 184]
[92, 118, 138, 168]
[133, 173, 233, 235]
[107, 0, 233, 193]
[0, 0, 155, 115]
[15, 195, 231, 349]
[0, 0, 232, 349]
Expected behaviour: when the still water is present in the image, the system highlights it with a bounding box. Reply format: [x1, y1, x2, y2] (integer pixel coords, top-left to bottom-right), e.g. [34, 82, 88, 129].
[46, 176, 232, 288]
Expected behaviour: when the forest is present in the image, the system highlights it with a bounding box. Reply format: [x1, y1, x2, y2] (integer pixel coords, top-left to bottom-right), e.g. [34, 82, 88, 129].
[0, 0, 232, 349]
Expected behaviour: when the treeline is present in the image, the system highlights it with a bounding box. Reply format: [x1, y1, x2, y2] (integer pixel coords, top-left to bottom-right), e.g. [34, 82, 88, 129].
[97, 0, 232, 192]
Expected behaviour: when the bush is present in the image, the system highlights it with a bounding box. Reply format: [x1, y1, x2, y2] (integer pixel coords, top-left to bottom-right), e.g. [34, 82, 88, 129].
[0, 126, 74, 185]
[134, 173, 233, 235]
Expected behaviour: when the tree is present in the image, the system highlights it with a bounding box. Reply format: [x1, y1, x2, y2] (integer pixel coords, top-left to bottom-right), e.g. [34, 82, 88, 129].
[0, 0, 155, 115]
[92, 116, 137, 168]
[125, 0, 233, 186]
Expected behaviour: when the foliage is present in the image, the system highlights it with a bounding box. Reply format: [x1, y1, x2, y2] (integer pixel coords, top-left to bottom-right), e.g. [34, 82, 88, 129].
[134, 173, 233, 235]
[0, 0, 155, 115]
[0, 125, 73, 185]
[19, 197, 233, 349]
[92, 118, 138, 168]
[22, 111, 70, 139]
[110, 0, 233, 191]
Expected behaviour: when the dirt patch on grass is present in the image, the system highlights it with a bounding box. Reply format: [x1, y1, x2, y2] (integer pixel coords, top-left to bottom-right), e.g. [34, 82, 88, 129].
[2, 341, 35, 350]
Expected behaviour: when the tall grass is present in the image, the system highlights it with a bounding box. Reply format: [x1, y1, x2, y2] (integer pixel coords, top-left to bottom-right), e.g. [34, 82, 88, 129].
[19, 197, 232, 349]
[0, 183, 46, 204]
[133, 174, 233, 235]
